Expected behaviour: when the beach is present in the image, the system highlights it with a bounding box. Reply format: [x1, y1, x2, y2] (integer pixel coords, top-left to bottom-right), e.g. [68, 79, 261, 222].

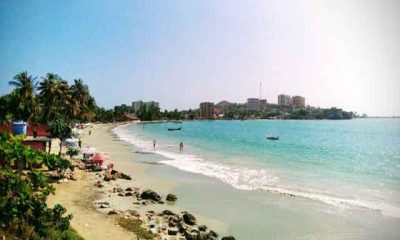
[47, 123, 229, 240]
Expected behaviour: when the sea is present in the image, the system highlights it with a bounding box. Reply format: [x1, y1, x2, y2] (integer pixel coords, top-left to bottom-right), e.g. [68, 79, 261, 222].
[113, 119, 400, 239]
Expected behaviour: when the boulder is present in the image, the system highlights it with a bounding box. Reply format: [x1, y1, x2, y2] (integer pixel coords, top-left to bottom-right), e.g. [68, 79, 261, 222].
[104, 174, 115, 181]
[168, 227, 179, 236]
[208, 230, 218, 238]
[197, 232, 208, 240]
[107, 210, 118, 215]
[221, 237, 236, 240]
[116, 187, 124, 193]
[183, 212, 197, 225]
[166, 193, 177, 201]
[162, 210, 175, 216]
[125, 187, 133, 191]
[120, 172, 132, 180]
[125, 192, 133, 196]
[140, 189, 161, 202]
[198, 225, 207, 232]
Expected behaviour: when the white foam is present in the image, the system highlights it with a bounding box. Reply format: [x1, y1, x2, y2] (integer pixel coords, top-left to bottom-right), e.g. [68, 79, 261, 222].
[112, 124, 400, 219]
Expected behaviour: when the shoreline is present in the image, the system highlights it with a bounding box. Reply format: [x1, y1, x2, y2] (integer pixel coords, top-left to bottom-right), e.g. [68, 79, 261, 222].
[48, 122, 230, 240]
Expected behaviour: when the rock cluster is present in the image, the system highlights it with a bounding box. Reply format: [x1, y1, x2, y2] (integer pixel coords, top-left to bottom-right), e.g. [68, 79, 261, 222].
[103, 170, 132, 181]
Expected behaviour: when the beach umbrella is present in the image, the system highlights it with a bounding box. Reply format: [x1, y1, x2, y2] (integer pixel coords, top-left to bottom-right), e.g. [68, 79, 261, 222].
[90, 153, 108, 166]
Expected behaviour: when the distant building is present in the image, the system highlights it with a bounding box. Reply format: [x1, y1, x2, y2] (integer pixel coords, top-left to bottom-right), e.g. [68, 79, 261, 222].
[215, 100, 235, 114]
[199, 102, 215, 119]
[132, 100, 160, 112]
[292, 96, 305, 108]
[246, 98, 260, 111]
[132, 101, 143, 112]
[259, 99, 267, 110]
[278, 94, 292, 107]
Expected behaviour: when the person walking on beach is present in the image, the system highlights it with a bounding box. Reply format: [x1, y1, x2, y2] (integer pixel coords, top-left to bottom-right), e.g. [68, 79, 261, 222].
[180, 142, 184, 152]
[78, 138, 82, 148]
[89, 130, 92, 135]
[153, 139, 156, 150]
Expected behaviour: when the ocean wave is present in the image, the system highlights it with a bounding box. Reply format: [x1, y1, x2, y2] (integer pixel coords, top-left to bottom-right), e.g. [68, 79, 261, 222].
[112, 124, 400, 219]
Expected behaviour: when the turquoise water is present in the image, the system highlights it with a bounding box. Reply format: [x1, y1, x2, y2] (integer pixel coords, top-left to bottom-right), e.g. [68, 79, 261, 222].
[113, 119, 400, 236]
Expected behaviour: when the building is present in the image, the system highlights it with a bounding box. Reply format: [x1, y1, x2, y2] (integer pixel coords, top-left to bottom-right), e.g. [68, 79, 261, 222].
[199, 102, 215, 119]
[278, 94, 292, 107]
[259, 99, 267, 110]
[292, 96, 305, 108]
[132, 101, 143, 112]
[247, 98, 260, 111]
[132, 100, 160, 112]
[214, 100, 235, 114]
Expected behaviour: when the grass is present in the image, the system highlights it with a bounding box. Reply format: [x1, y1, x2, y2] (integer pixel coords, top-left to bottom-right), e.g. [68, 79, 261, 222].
[116, 217, 157, 240]
[64, 227, 85, 240]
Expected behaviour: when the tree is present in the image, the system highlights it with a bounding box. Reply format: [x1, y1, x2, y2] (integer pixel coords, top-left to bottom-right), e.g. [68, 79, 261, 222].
[38, 73, 70, 123]
[48, 119, 72, 156]
[8, 71, 38, 121]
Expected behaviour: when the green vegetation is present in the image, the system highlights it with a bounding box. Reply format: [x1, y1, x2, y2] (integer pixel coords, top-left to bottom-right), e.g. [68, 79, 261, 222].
[116, 217, 157, 240]
[0, 132, 80, 239]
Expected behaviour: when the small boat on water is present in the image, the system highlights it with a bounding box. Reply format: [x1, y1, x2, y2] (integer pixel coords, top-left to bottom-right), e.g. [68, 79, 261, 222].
[266, 136, 279, 140]
[168, 127, 181, 131]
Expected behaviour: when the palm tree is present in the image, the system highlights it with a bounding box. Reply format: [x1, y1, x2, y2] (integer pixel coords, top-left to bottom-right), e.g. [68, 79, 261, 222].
[69, 79, 96, 122]
[8, 71, 38, 121]
[38, 73, 71, 123]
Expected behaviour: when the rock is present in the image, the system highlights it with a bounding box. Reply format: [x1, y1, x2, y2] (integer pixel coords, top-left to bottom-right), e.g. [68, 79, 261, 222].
[168, 227, 179, 235]
[125, 187, 132, 191]
[104, 173, 115, 181]
[111, 170, 118, 175]
[183, 212, 197, 225]
[125, 192, 133, 196]
[166, 193, 177, 201]
[197, 232, 208, 240]
[120, 172, 132, 180]
[198, 225, 207, 232]
[126, 210, 140, 218]
[99, 204, 109, 209]
[107, 210, 118, 215]
[140, 189, 161, 202]
[118, 193, 125, 197]
[94, 181, 103, 188]
[184, 229, 199, 240]
[221, 237, 236, 240]
[208, 230, 218, 238]
[116, 187, 124, 193]
[162, 210, 175, 216]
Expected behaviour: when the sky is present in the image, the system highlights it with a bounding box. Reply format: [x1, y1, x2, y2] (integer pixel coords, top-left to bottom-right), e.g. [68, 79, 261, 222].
[0, 0, 399, 116]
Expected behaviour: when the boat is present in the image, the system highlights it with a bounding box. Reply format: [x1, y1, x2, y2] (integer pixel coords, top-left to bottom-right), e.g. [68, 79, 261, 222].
[168, 127, 181, 131]
[266, 136, 279, 140]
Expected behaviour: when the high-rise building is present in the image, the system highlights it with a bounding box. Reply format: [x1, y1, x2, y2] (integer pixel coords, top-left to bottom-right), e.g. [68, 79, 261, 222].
[199, 102, 215, 119]
[278, 94, 292, 107]
[292, 96, 305, 108]
[247, 98, 260, 111]
[132, 100, 143, 112]
[132, 100, 160, 112]
[259, 99, 267, 110]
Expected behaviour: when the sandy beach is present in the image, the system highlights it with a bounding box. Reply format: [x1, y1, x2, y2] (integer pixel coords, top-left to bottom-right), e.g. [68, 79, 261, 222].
[47, 123, 229, 240]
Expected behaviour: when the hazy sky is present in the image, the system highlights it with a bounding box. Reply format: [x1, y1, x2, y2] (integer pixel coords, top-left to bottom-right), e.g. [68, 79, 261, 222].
[1, 0, 399, 116]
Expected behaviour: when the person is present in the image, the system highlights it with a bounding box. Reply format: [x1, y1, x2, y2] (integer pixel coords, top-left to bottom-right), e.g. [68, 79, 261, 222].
[180, 142, 184, 152]
[78, 138, 82, 148]
[153, 139, 156, 150]
[89, 130, 92, 135]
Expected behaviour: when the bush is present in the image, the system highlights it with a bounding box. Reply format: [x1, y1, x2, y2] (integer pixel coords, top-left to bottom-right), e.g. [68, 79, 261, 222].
[0, 131, 79, 239]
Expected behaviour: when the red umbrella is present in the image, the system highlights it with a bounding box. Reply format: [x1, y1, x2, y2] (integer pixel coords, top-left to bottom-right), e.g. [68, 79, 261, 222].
[90, 153, 109, 166]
